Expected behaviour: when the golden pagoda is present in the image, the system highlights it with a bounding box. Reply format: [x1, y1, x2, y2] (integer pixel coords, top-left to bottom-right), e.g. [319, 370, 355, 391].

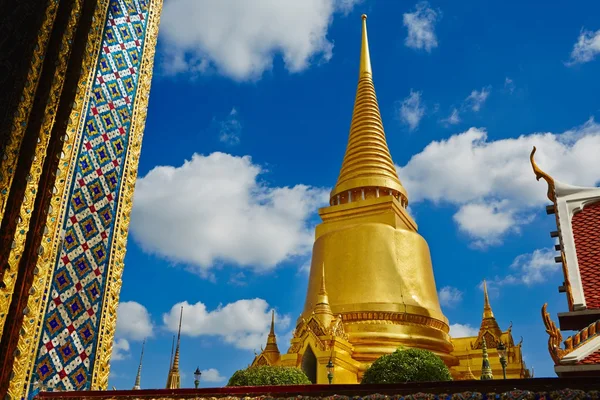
[251, 14, 457, 383]
[450, 281, 531, 379]
[166, 307, 184, 389]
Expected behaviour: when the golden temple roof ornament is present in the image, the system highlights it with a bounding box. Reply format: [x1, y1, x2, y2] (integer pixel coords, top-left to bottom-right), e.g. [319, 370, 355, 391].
[313, 263, 334, 328]
[541, 303, 567, 365]
[480, 337, 494, 380]
[530, 146, 556, 202]
[132, 339, 145, 390]
[330, 14, 408, 207]
[482, 280, 494, 319]
[166, 307, 183, 389]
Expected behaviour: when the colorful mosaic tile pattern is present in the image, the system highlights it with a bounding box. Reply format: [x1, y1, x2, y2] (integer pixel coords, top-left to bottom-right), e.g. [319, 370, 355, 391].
[572, 201, 600, 309]
[31, 0, 149, 393]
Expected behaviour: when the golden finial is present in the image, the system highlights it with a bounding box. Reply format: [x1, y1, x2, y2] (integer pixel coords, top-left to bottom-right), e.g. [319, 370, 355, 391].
[530, 146, 556, 202]
[269, 310, 275, 336]
[166, 307, 183, 389]
[482, 280, 494, 319]
[132, 339, 145, 390]
[313, 263, 334, 328]
[359, 14, 372, 76]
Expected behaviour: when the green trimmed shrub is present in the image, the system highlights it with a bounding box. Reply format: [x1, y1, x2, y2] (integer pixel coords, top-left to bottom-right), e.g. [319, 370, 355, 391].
[361, 348, 453, 384]
[227, 365, 311, 386]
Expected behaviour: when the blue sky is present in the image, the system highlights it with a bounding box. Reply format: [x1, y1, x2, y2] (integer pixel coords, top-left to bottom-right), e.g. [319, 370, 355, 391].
[107, 0, 600, 389]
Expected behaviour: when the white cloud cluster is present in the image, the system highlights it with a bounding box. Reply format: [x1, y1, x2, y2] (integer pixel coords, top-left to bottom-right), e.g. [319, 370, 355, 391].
[465, 87, 491, 112]
[438, 286, 463, 308]
[163, 299, 291, 351]
[442, 108, 461, 126]
[217, 108, 242, 145]
[130, 152, 329, 275]
[112, 301, 154, 362]
[112, 338, 131, 361]
[398, 118, 600, 246]
[399, 90, 425, 131]
[159, 0, 362, 81]
[403, 2, 440, 52]
[201, 368, 226, 383]
[504, 77, 515, 94]
[488, 248, 560, 289]
[567, 28, 600, 66]
[449, 323, 478, 338]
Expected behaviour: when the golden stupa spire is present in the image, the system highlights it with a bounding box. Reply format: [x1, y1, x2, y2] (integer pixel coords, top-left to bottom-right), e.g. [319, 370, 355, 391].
[132, 339, 145, 390]
[330, 14, 407, 207]
[313, 263, 334, 328]
[261, 310, 281, 364]
[482, 280, 494, 319]
[477, 280, 502, 343]
[480, 337, 494, 380]
[166, 307, 183, 389]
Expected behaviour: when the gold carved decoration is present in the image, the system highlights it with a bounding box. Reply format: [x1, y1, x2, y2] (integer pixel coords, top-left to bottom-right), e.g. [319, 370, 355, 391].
[341, 311, 449, 333]
[308, 318, 326, 337]
[530, 146, 556, 202]
[0, 0, 76, 334]
[541, 303, 568, 365]
[564, 320, 600, 352]
[329, 316, 349, 341]
[91, 0, 164, 390]
[0, 1, 59, 223]
[8, 1, 110, 398]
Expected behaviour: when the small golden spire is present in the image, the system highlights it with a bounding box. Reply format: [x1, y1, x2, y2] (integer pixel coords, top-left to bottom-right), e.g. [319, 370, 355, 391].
[132, 339, 145, 390]
[313, 263, 334, 328]
[166, 307, 183, 389]
[331, 15, 407, 206]
[359, 14, 371, 77]
[482, 280, 494, 319]
[530, 146, 556, 202]
[260, 310, 281, 364]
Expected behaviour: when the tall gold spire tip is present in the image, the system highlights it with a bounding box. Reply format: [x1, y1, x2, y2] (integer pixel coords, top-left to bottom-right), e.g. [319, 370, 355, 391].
[482, 280, 494, 319]
[359, 13, 372, 76]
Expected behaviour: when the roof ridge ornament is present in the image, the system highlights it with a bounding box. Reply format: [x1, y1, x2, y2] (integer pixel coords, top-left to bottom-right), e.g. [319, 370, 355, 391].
[530, 146, 556, 202]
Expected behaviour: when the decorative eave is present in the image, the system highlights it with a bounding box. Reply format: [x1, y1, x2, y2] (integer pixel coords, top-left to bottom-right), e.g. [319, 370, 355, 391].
[530, 147, 600, 313]
[542, 303, 600, 366]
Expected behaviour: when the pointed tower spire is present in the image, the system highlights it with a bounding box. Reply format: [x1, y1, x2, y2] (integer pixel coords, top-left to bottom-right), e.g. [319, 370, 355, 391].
[132, 340, 145, 390]
[477, 280, 502, 342]
[480, 337, 494, 380]
[166, 307, 183, 389]
[313, 263, 334, 328]
[330, 15, 408, 208]
[258, 310, 281, 364]
[482, 280, 494, 319]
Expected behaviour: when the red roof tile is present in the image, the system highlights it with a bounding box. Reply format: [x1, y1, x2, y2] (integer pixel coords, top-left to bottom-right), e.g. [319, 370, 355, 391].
[572, 201, 600, 309]
[577, 349, 600, 365]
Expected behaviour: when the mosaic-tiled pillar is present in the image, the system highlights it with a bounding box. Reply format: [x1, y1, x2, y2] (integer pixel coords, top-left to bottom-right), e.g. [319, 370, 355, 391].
[6, 0, 163, 397]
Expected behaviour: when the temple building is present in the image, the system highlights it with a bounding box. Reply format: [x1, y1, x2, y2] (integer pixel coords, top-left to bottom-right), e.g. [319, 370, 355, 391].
[531, 148, 600, 376]
[250, 15, 529, 383]
[450, 281, 530, 380]
[0, 0, 163, 397]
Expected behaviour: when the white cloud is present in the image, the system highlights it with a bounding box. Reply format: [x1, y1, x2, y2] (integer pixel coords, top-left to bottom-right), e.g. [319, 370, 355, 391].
[163, 299, 291, 351]
[112, 338, 130, 361]
[567, 28, 600, 66]
[397, 118, 600, 246]
[449, 323, 478, 338]
[465, 87, 491, 112]
[438, 286, 463, 308]
[130, 152, 329, 274]
[488, 248, 560, 288]
[200, 368, 226, 383]
[442, 108, 461, 126]
[453, 201, 532, 248]
[115, 301, 154, 341]
[399, 90, 425, 131]
[217, 108, 242, 145]
[403, 2, 440, 52]
[504, 77, 515, 94]
[159, 0, 362, 81]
